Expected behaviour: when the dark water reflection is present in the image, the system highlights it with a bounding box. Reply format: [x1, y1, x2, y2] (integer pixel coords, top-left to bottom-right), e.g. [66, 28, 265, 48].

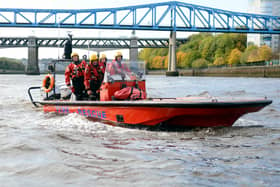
[0, 75, 279, 186]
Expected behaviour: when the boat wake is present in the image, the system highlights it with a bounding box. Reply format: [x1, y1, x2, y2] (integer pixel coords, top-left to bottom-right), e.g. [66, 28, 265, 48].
[39, 113, 136, 135]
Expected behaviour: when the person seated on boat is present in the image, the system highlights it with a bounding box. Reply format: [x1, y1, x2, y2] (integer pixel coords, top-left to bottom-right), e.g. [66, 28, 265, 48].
[65, 52, 87, 100]
[84, 54, 104, 100]
[108, 51, 130, 78]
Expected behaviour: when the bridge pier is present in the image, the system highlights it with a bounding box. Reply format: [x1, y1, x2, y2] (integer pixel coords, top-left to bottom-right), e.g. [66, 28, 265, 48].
[25, 36, 40, 75]
[166, 31, 178, 76]
[129, 31, 138, 61]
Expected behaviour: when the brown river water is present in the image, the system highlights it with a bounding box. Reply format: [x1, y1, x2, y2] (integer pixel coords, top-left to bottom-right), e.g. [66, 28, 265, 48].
[0, 74, 280, 186]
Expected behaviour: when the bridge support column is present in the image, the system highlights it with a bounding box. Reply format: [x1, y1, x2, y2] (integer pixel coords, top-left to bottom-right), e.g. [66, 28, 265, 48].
[166, 31, 178, 76]
[25, 36, 40, 75]
[129, 31, 138, 61]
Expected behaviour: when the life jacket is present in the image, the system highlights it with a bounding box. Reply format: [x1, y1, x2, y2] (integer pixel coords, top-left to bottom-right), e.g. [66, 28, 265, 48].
[65, 60, 86, 86]
[114, 87, 146, 100]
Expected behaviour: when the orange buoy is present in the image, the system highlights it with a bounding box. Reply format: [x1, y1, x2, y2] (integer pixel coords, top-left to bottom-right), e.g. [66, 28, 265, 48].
[42, 74, 55, 93]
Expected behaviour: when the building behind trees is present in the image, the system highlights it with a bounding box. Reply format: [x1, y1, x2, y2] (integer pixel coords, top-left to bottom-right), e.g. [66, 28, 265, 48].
[247, 0, 280, 56]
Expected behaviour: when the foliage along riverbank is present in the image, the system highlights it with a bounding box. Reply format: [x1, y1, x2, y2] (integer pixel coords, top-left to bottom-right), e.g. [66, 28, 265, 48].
[0, 57, 25, 72]
[139, 33, 273, 70]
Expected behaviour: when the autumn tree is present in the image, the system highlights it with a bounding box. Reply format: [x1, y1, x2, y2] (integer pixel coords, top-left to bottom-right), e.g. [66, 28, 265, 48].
[213, 57, 226, 66]
[240, 45, 258, 63]
[258, 45, 272, 61]
[228, 48, 242, 65]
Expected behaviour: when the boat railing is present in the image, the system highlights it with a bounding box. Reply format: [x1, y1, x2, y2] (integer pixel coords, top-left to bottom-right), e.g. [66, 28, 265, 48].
[28, 86, 41, 107]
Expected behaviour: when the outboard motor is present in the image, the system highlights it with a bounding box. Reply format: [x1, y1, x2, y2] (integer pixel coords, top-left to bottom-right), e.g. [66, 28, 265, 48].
[60, 85, 72, 100]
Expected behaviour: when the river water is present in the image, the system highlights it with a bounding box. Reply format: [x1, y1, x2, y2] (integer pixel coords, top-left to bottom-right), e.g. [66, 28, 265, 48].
[0, 74, 280, 187]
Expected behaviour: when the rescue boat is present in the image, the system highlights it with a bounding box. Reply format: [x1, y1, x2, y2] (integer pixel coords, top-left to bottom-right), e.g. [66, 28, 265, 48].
[28, 60, 272, 129]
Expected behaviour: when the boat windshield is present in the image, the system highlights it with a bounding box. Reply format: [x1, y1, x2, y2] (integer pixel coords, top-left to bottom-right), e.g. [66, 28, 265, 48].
[103, 61, 145, 82]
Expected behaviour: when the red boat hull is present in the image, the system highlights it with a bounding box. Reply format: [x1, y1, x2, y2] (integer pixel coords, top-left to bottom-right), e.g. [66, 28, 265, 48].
[41, 99, 271, 128]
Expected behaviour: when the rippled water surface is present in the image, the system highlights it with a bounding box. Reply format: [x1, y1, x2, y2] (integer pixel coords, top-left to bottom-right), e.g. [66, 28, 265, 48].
[0, 74, 280, 187]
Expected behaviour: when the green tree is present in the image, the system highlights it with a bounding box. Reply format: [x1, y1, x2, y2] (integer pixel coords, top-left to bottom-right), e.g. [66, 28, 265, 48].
[182, 50, 201, 68]
[0, 57, 25, 70]
[192, 58, 209, 69]
[199, 36, 215, 62]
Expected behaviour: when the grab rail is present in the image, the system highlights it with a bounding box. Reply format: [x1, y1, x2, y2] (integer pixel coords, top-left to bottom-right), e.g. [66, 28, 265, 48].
[28, 86, 41, 107]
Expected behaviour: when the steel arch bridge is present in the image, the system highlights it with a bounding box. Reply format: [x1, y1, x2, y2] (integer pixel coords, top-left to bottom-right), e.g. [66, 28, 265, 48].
[0, 37, 187, 48]
[0, 1, 280, 34]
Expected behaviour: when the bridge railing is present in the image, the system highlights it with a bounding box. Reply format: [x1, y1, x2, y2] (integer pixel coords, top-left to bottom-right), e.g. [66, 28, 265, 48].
[0, 1, 280, 33]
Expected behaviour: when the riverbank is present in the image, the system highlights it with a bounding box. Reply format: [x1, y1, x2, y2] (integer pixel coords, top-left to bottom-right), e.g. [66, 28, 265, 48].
[0, 70, 25, 74]
[147, 65, 280, 78]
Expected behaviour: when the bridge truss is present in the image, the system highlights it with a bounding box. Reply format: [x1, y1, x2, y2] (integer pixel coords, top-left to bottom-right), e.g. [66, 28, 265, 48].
[0, 37, 187, 48]
[0, 1, 280, 34]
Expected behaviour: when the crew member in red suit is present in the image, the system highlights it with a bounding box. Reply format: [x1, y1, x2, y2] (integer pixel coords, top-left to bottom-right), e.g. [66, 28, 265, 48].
[84, 54, 104, 100]
[108, 51, 130, 76]
[99, 53, 107, 69]
[98, 54, 106, 82]
[65, 52, 87, 100]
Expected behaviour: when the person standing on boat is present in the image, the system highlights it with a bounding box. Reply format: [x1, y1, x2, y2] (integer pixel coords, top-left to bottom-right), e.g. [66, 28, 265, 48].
[108, 51, 130, 76]
[65, 52, 87, 100]
[98, 54, 106, 82]
[99, 54, 107, 69]
[84, 54, 104, 100]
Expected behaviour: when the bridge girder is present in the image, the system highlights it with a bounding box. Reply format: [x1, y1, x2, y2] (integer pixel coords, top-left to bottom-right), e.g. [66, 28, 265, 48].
[0, 1, 279, 34]
[0, 37, 187, 48]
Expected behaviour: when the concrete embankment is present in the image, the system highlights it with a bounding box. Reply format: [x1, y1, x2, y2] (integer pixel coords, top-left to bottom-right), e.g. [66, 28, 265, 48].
[147, 66, 280, 78]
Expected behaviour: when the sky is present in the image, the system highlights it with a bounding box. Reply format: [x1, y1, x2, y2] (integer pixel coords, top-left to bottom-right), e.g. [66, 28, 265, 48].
[0, 0, 249, 59]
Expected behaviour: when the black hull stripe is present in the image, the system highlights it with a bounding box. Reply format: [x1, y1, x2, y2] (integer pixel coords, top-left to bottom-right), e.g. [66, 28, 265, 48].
[38, 100, 272, 109]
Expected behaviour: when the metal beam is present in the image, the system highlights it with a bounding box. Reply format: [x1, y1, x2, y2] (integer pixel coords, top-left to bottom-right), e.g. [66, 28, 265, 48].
[0, 1, 279, 33]
[0, 37, 187, 48]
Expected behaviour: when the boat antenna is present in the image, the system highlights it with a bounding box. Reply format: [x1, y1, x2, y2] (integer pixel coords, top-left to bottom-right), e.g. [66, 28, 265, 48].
[57, 16, 61, 60]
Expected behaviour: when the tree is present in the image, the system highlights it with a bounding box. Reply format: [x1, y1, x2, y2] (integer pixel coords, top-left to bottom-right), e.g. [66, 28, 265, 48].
[176, 51, 187, 68]
[213, 57, 226, 66]
[240, 44, 259, 63]
[192, 58, 209, 69]
[163, 56, 168, 69]
[228, 48, 242, 65]
[0, 57, 25, 70]
[138, 48, 153, 62]
[258, 45, 272, 61]
[199, 36, 214, 60]
[232, 33, 247, 52]
[214, 48, 225, 60]
[247, 49, 260, 63]
[138, 33, 271, 69]
[182, 50, 201, 68]
[149, 56, 165, 69]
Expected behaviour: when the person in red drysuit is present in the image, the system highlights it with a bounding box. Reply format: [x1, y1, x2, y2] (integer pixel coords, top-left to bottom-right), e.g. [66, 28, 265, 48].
[84, 54, 104, 100]
[108, 51, 130, 78]
[65, 52, 87, 100]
